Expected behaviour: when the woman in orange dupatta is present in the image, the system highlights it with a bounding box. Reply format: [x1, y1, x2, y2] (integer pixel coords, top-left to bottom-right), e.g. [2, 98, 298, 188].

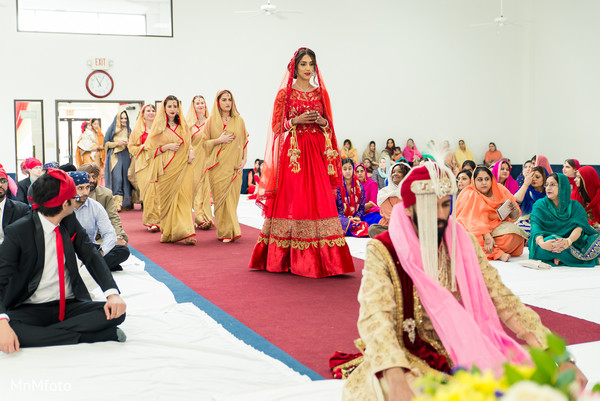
[187, 95, 214, 230]
[456, 166, 527, 261]
[128, 104, 160, 231]
[146, 95, 196, 245]
[201, 90, 248, 242]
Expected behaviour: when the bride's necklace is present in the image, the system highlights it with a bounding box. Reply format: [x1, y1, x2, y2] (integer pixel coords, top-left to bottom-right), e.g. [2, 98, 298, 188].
[222, 115, 231, 123]
[295, 83, 311, 92]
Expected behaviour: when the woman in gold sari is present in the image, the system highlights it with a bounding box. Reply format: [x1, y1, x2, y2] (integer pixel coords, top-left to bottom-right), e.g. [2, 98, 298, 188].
[201, 90, 248, 242]
[128, 104, 160, 231]
[146, 95, 197, 245]
[186, 95, 214, 230]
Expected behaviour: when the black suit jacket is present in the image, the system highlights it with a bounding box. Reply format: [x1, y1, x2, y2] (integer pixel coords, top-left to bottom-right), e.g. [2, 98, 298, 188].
[2, 198, 30, 230]
[0, 211, 119, 315]
[15, 178, 30, 204]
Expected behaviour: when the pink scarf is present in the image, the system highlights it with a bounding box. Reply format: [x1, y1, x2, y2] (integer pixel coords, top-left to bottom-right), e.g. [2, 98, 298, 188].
[388, 204, 529, 370]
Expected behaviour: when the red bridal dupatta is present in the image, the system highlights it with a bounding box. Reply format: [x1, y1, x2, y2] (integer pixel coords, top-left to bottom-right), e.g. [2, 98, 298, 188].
[256, 48, 342, 216]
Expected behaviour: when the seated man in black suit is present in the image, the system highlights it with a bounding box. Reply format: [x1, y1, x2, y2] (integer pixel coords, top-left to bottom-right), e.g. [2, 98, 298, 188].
[16, 157, 43, 204]
[0, 167, 29, 245]
[0, 168, 127, 354]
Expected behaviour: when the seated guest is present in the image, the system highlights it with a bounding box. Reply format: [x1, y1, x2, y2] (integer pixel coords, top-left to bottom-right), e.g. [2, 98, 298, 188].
[336, 159, 369, 237]
[456, 169, 472, 195]
[572, 166, 600, 230]
[372, 158, 388, 189]
[461, 159, 476, 172]
[516, 159, 533, 187]
[402, 138, 422, 166]
[533, 154, 553, 176]
[484, 142, 502, 167]
[341, 161, 585, 400]
[78, 163, 128, 245]
[562, 158, 580, 192]
[362, 141, 379, 163]
[247, 159, 261, 196]
[354, 163, 381, 225]
[456, 166, 526, 261]
[530, 173, 600, 267]
[492, 159, 519, 194]
[67, 171, 130, 272]
[391, 146, 403, 162]
[341, 139, 359, 165]
[0, 169, 126, 353]
[454, 139, 475, 167]
[16, 157, 43, 204]
[0, 167, 29, 244]
[368, 162, 410, 238]
[0, 163, 18, 199]
[380, 138, 395, 160]
[514, 166, 547, 235]
[363, 158, 373, 179]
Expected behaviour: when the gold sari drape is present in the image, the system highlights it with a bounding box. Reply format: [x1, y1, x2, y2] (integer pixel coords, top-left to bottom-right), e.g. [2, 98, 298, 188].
[128, 105, 160, 226]
[202, 91, 248, 240]
[187, 101, 213, 228]
[146, 99, 195, 242]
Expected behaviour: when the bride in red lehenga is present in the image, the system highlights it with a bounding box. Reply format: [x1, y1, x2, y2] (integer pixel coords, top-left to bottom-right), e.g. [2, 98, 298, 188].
[249, 47, 355, 278]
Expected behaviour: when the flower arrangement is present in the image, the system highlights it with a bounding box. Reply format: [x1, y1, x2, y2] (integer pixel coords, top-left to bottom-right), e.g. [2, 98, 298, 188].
[414, 334, 599, 401]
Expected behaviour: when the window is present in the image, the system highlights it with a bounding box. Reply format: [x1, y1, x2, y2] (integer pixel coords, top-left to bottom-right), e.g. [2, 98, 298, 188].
[17, 0, 173, 37]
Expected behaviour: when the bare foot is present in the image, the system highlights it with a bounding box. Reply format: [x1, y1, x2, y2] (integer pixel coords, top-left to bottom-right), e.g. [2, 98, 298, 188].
[184, 237, 196, 245]
[499, 253, 511, 262]
[148, 225, 160, 232]
[554, 258, 562, 265]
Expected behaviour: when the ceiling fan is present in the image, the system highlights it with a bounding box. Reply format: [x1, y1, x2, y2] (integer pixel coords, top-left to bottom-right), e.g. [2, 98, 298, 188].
[471, 0, 520, 28]
[234, 0, 302, 19]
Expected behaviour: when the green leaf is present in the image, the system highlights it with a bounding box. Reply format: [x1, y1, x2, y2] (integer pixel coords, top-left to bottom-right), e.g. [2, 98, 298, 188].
[530, 369, 552, 385]
[530, 348, 558, 380]
[504, 364, 525, 386]
[592, 383, 600, 393]
[546, 334, 567, 356]
[555, 369, 575, 389]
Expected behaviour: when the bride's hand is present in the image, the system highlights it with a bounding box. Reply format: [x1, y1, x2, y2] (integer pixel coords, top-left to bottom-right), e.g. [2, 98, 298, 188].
[293, 111, 319, 125]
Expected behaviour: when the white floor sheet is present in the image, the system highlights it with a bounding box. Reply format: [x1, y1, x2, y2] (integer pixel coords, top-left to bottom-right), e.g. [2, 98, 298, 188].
[2, 198, 598, 400]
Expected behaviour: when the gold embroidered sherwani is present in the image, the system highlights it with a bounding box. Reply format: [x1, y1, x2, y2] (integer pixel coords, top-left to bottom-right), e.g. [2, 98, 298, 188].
[342, 233, 550, 401]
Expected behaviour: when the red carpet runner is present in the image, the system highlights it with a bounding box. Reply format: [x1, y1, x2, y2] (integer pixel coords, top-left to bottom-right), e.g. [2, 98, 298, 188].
[120, 206, 600, 378]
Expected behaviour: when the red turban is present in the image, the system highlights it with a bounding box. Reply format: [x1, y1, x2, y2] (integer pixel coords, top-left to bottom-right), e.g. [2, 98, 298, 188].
[28, 168, 76, 210]
[400, 166, 434, 208]
[0, 167, 7, 180]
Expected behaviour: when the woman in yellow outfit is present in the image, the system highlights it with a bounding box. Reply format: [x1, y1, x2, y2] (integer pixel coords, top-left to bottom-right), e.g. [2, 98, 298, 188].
[146, 95, 197, 245]
[128, 104, 161, 231]
[201, 90, 248, 242]
[186, 95, 214, 230]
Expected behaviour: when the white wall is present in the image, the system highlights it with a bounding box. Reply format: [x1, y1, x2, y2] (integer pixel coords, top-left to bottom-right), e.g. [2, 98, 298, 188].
[1, 0, 597, 175]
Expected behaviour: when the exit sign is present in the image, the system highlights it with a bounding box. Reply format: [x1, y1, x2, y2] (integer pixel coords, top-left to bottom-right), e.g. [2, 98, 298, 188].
[87, 57, 113, 70]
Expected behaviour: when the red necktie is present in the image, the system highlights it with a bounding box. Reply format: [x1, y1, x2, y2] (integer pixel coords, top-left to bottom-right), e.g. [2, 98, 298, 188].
[54, 226, 66, 321]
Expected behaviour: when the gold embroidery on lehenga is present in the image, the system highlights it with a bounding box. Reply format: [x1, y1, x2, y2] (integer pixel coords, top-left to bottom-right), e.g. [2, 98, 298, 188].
[257, 217, 347, 249]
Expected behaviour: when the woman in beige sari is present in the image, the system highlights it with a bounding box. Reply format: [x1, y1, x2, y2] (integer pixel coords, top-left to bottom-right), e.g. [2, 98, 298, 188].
[128, 104, 160, 231]
[146, 95, 197, 245]
[201, 90, 248, 242]
[186, 95, 214, 230]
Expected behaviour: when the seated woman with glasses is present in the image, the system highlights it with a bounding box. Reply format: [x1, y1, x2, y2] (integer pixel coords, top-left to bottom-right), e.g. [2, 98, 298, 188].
[456, 166, 527, 261]
[529, 173, 600, 267]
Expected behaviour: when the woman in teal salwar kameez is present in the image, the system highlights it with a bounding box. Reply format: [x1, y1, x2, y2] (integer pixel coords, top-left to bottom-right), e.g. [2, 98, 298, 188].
[529, 173, 600, 267]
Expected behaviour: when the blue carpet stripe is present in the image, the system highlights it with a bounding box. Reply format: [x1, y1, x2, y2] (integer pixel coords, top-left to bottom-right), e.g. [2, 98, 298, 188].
[128, 246, 324, 381]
